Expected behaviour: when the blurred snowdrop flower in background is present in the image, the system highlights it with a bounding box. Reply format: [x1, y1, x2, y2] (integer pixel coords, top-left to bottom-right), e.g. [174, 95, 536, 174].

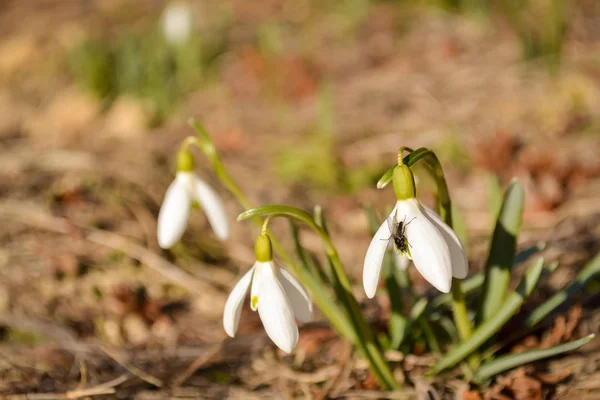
[161, 1, 193, 45]
[223, 234, 313, 353]
[157, 170, 229, 248]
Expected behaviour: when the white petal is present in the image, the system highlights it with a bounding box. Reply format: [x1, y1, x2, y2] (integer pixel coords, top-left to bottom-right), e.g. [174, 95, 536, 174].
[192, 176, 229, 240]
[278, 266, 313, 322]
[223, 265, 255, 338]
[250, 261, 263, 312]
[394, 252, 410, 270]
[422, 207, 469, 279]
[363, 207, 396, 299]
[255, 262, 298, 353]
[396, 199, 452, 293]
[161, 2, 192, 45]
[157, 174, 192, 248]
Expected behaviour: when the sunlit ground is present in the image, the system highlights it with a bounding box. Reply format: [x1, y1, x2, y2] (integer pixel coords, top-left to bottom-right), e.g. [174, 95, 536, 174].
[0, 0, 599, 398]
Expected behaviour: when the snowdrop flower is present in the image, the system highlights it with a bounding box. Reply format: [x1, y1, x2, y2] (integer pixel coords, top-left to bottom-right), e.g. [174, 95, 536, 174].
[157, 150, 229, 248]
[223, 234, 313, 353]
[363, 164, 468, 296]
[161, 1, 193, 45]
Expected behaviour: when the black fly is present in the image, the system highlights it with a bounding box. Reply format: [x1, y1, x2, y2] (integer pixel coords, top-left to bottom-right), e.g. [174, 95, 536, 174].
[385, 216, 415, 254]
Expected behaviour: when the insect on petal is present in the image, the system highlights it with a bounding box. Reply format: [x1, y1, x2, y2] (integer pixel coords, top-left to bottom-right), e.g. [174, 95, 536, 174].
[157, 174, 192, 249]
[223, 265, 255, 337]
[396, 199, 452, 293]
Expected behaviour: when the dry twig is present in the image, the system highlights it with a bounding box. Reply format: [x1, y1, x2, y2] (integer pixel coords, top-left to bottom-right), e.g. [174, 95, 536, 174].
[99, 345, 163, 388]
[172, 341, 224, 387]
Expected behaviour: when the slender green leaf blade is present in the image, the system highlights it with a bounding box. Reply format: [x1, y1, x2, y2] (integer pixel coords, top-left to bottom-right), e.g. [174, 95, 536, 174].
[451, 203, 470, 257]
[383, 257, 406, 348]
[478, 179, 525, 324]
[431, 257, 544, 375]
[514, 242, 546, 266]
[392, 298, 428, 350]
[313, 205, 330, 235]
[431, 273, 484, 309]
[377, 165, 396, 189]
[431, 244, 546, 311]
[525, 252, 600, 327]
[473, 334, 595, 383]
[289, 221, 330, 282]
[486, 173, 503, 220]
[289, 221, 309, 267]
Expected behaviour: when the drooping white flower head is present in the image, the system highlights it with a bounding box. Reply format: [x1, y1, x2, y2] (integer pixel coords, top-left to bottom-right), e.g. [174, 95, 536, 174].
[157, 150, 229, 248]
[223, 234, 313, 353]
[363, 164, 468, 297]
[161, 1, 193, 45]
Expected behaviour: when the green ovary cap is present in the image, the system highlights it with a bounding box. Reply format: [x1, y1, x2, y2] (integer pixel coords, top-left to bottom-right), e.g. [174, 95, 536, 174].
[393, 164, 416, 200]
[254, 233, 273, 262]
[177, 149, 194, 172]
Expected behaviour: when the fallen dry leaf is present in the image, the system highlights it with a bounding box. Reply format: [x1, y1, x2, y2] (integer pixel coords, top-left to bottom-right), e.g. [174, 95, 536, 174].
[509, 374, 543, 400]
[535, 369, 573, 385]
[564, 304, 582, 340]
[462, 390, 483, 400]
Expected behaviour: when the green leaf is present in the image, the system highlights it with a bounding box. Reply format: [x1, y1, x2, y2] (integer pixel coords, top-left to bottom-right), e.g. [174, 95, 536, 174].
[473, 334, 595, 383]
[289, 220, 309, 267]
[382, 255, 408, 347]
[451, 203, 470, 257]
[420, 318, 441, 354]
[514, 242, 546, 266]
[309, 252, 331, 282]
[524, 252, 600, 327]
[403, 147, 431, 167]
[376, 147, 427, 189]
[431, 244, 546, 311]
[431, 273, 484, 309]
[430, 257, 544, 375]
[486, 173, 503, 220]
[477, 179, 525, 325]
[396, 298, 428, 350]
[377, 165, 396, 189]
[289, 221, 330, 282]
[434, 315, 460, 343]
[313, 205, 330, 235]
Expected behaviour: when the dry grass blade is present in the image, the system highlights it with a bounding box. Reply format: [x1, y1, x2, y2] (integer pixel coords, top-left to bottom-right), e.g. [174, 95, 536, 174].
[172, 341, 224, 387]
[100, 346, 163, 388]
[5, 373, 131, 400]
